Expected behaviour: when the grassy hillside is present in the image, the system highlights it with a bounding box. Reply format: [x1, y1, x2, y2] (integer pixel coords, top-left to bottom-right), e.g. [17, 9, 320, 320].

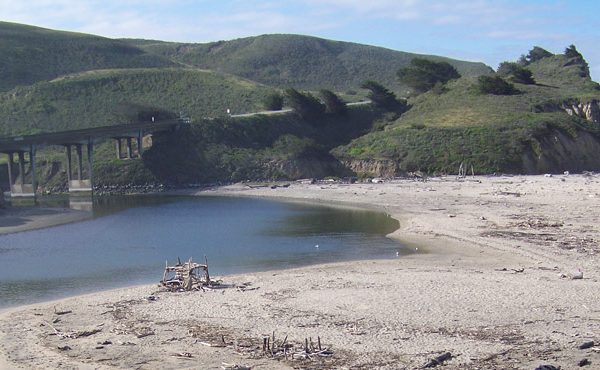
[0, 22, 176, 92]
[0, 68, 274, 135]
[334, 52, 600, 174]
[127, 34, 492, 93]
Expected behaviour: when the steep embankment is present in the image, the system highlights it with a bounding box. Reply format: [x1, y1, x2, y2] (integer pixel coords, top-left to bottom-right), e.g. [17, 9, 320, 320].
[141, 106, 385, 184]
[0, 22, 175, 92]
[334, 50, 600, 175]
[127, 34, 492, 92]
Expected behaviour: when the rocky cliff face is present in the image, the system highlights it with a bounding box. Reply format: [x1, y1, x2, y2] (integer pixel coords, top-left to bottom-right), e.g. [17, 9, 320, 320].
[522, 129, 600, 173]
[340, 159, 402, 177]
[561, 100, 600, 123]
[268, 157, 352, 180]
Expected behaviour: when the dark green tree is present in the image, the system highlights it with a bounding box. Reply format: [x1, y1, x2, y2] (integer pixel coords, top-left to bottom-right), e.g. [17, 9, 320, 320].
[284, 88, 325, 119]
[263, 92, 284, 110]
[564, 44, 581, 58]
[360, 80, 406, 111]
[397, 58, 461, 94]
[526, 46, 553, 63]
[319, 89, 347, 115]
[498, 63, 535, 84]
[510, 67, 535, 84]
[564, 44, 590, 77]
[476, 76, 518, 95]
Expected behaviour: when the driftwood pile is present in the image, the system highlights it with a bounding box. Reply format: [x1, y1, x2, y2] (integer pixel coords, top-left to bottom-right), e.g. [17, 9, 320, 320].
[160, 256, 211, 291]
[260, 332, 333, 361]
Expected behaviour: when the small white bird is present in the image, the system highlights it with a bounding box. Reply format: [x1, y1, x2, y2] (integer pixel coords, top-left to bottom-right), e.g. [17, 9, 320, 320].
[572, 268, 583, 280]
[314, 244, 319, 248]
[396, 251, 400, 257]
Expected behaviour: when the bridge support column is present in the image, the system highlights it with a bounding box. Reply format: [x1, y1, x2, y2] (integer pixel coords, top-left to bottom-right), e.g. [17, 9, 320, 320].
[67, 142, 92, 193]
[115, 138, 123, 159]
[18, 151, 25, 187]
[30, 145, 37, 195]
[137, 130, 143, 157]
[6, 152, 14, 193]
[76, 144, 83, 181]
[127, 138, 133, 159]
[65, 145, 72, 183]
[8, 147, 36, 198]
[87, 139, 93, 186]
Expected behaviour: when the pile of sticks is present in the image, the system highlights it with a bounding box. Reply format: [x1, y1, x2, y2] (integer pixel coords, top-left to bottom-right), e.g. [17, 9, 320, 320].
[160, 256, 211, 291]
[261, 332, 333, 361]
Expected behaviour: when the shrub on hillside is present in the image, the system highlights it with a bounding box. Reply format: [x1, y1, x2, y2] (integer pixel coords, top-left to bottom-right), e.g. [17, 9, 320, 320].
[360, 80, 407, 111]
[319, 89, 347, 115]
[510, 67, 535, 84]
[284, 88, 325, 119]
[476, 75, 518, 95]
[397, 58, 461, 94]
[263, 92, 284, 110]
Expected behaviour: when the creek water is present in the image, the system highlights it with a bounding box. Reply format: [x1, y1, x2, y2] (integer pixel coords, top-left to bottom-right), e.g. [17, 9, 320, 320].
[0, 195, 404, 308]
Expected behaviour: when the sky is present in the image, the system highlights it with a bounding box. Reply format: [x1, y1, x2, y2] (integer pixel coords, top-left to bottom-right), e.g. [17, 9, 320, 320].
[1, 0, 599, 79]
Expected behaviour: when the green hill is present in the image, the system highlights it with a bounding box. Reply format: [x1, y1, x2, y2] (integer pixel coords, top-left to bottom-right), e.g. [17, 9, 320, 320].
[0, 22, 176, 92]
[334, 52, 600, 175]
[127, 34, 492, 92]
[0, 68, 274, 136]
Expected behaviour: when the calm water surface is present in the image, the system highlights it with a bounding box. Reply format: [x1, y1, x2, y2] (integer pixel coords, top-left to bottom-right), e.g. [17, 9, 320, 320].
[0, 195, 404, 308]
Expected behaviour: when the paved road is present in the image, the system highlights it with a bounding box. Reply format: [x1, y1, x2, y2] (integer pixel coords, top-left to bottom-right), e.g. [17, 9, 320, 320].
[230, 100, 371, 118]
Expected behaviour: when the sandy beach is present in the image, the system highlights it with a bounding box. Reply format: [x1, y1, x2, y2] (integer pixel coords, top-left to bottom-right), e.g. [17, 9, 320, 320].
[1, 174, 599, 369]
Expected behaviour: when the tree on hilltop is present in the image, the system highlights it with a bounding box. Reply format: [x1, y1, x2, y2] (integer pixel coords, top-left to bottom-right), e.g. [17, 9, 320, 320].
[565, 44, 582, 59]
[526, 46, 553, 63]
[397, 58, 461, 94]
[360, 80, 407, 111]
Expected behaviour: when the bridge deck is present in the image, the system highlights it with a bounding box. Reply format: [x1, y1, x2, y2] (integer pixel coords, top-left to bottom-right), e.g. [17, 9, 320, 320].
[0, 120, 183, 152]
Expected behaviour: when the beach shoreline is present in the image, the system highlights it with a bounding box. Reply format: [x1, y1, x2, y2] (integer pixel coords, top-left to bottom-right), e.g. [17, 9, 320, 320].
[1, 174, 600, 369]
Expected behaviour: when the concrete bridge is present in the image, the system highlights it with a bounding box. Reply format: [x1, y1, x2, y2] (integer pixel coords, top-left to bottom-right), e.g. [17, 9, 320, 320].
[0, 119, 186, 197]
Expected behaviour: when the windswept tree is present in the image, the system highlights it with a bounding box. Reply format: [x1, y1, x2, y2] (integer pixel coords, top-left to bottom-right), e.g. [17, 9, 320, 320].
[565, 44, 582, 59]
[360, 80, 406, 111]
[397, 58, 461, 94]
[319, 89, 347, 115]
[564, 44, 590, 77]
[263, 92, 284, 111]
[526, 46, 553, 63]
[284, 88, 325, 119]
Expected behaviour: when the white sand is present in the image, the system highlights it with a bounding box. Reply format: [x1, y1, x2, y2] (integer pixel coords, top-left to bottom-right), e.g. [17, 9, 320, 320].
[1, 174, 599, 369]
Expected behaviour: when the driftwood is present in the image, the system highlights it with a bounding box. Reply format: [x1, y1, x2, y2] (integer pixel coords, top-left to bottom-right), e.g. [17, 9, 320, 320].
[45, 321, 103, 339]
[160, 256, 212, 291]
[423, 352, 452, 368]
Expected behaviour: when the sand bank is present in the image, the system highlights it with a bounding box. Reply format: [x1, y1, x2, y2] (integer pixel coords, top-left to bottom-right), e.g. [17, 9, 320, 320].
[0, 206, 91, 235]
[1, 175, 599, 369]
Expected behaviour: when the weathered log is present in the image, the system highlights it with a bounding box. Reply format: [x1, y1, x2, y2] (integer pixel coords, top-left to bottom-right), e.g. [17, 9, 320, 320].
[423, 352, 452, 368]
